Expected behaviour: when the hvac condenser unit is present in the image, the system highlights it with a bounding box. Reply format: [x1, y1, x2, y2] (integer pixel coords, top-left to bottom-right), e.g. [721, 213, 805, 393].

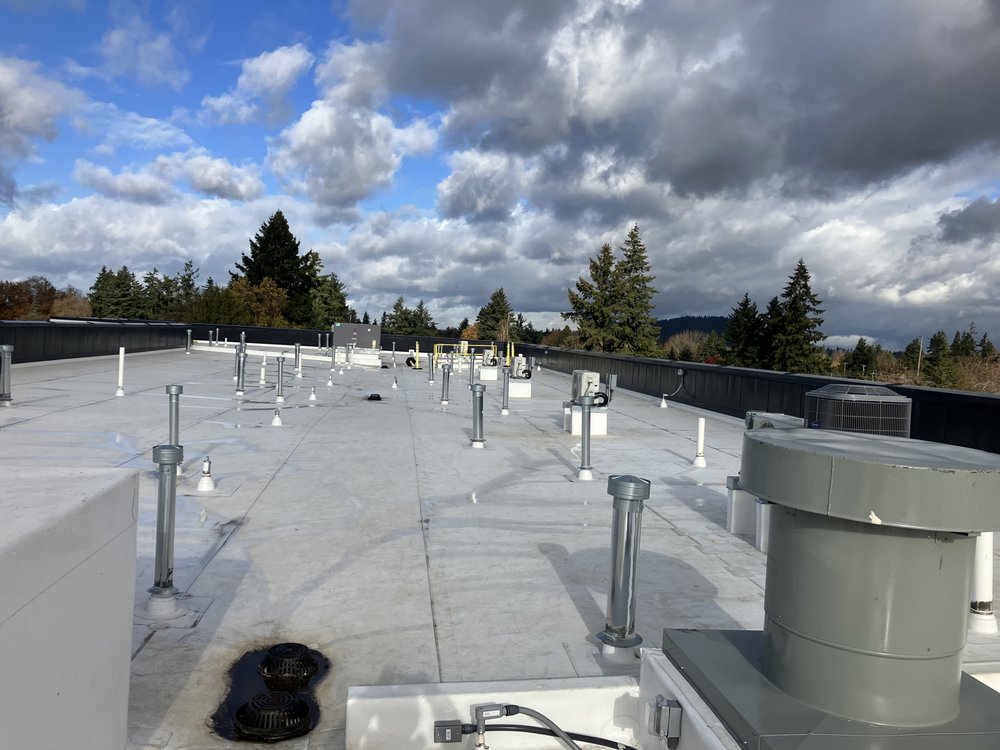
[804, 383, 911, 438]
[571, 370, 600, 400]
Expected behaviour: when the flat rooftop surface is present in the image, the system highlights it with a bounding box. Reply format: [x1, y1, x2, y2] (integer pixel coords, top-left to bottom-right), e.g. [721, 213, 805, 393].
[1, 346, 999, 748]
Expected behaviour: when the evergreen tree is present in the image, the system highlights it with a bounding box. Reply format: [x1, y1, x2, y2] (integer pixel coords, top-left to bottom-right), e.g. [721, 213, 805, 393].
[88, 266, 116, 317]
[979, 332, 997, 360]
[758, 296, 784, 370]
[362, 311, 371, 325]
[564, 243, 618, 351]
[172, 260, 200, 321]
[310, 272, 350, 328]
[845, 337, 877, 378]
[412, 300, 437, 336]
[723, 293, 763, 367]
[951, 323, 978, 357]
[107, 266, 144, 318]
[770, 259, 825, 373]
[923, 330, 958, 387]
[612, 225, 660, 357]
[233, 211, 319, 326]
[901, 338, 923, 370]
[477, 287, 514, 340]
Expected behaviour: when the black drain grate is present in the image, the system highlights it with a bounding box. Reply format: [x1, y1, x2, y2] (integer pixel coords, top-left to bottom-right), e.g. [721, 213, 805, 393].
[234, 691, 311, 741]
[210, 643, 330, 742]
[259, 642, 318, 690]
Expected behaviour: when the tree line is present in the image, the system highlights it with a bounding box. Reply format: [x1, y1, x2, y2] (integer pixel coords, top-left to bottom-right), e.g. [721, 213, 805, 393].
[1, 210, 546, 342]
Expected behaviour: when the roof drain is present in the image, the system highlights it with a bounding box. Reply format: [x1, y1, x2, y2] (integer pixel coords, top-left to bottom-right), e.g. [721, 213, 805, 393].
[211, 642, 329, 742]
[234, 691, 311, 741]
[259, 642, 319, 691]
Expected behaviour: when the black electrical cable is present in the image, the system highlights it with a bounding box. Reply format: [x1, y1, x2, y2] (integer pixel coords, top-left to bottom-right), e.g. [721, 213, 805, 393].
[460, 723, 639, 750]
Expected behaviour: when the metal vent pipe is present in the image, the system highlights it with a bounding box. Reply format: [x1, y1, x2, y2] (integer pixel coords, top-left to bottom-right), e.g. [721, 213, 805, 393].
[151, 444, 183, 594]
[471, 383, 485, 448]
[0, 344, 12, 406]
[597, 474, 650, 651]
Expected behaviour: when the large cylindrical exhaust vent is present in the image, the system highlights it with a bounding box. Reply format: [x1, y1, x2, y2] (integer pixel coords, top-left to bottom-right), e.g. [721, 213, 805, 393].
[740, 428, 1000, 727]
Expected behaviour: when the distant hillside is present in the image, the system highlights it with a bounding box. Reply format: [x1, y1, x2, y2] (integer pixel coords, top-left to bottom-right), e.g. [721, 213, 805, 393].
[657, 315, 727, 342]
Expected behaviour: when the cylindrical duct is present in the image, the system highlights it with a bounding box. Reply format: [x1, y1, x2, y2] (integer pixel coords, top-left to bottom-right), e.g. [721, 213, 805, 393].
[152, 444, 183, 593]
[597, 474, 650, 649]
[0, 344, 13, 405]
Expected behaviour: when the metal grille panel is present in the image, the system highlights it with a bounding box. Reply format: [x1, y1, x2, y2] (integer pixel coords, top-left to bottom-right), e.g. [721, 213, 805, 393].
[804, 384, 911, 437]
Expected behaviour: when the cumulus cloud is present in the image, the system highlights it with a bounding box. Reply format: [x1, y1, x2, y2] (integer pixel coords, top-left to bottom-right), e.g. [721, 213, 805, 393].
[267, 44, 438, 222]
[73, 159, 177, 204]
[201, 44, 315, 125]
[99, 13, 189, 90]
[436, 150, 527, 222]
[0, 56, 84, 207]
[73, 150, 263, 203]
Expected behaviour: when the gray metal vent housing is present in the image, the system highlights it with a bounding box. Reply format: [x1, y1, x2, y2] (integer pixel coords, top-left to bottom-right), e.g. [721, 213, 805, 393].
[804, 383, 911, 437]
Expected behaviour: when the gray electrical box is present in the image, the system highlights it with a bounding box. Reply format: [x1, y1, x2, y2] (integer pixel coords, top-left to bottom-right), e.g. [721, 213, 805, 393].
[332, 322, 381, 350]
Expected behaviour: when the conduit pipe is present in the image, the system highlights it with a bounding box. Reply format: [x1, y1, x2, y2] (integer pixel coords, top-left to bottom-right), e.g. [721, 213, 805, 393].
[151, 444, 183, 603]
[441, 364, 451, 405]
[236, 350, 247, 396]
[501, 367, 510, 416]
[276, 355, 286, 403]
[578, 394, 594, 481]
[0, 344, 12, 406]
[471, 383, 486, 448]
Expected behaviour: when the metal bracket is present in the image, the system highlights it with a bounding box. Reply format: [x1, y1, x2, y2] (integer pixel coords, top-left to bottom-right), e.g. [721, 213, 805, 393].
[649, 694, 682, 749]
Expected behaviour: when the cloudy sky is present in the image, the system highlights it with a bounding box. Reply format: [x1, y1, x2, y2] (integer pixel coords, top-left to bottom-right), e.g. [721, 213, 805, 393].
[2, 0, 1000, 348]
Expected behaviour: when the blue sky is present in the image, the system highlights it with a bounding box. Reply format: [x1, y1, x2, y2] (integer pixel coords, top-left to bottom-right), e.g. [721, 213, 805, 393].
[3, 0, 1000, 348]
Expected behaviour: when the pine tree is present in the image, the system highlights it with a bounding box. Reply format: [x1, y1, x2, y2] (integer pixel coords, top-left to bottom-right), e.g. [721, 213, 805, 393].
[564, 243, 618, 351]
[310, 272, 350, 328]
[172, 260, 200, 321]
[233, 211, 319, 326]
[901, 338, 923, 370]
[723, 293, 763, 367]
[477, 288, 514, 340]
[88, 266, 116, 317]
[980, 332, 997, 360]
[758, 296, 784, 370]
[924, 330, 957, 387]
[770, 259, 825, 373]
[845, 337, 877, 378]
[612, 225, 660, 357]
[412, 300, 437, 336]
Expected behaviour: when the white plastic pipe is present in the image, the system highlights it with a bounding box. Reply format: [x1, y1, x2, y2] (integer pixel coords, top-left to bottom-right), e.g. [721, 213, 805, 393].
[115, 346, 126, 397]
[692, 417, 707, 467]
[970, 531, 998, 634]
